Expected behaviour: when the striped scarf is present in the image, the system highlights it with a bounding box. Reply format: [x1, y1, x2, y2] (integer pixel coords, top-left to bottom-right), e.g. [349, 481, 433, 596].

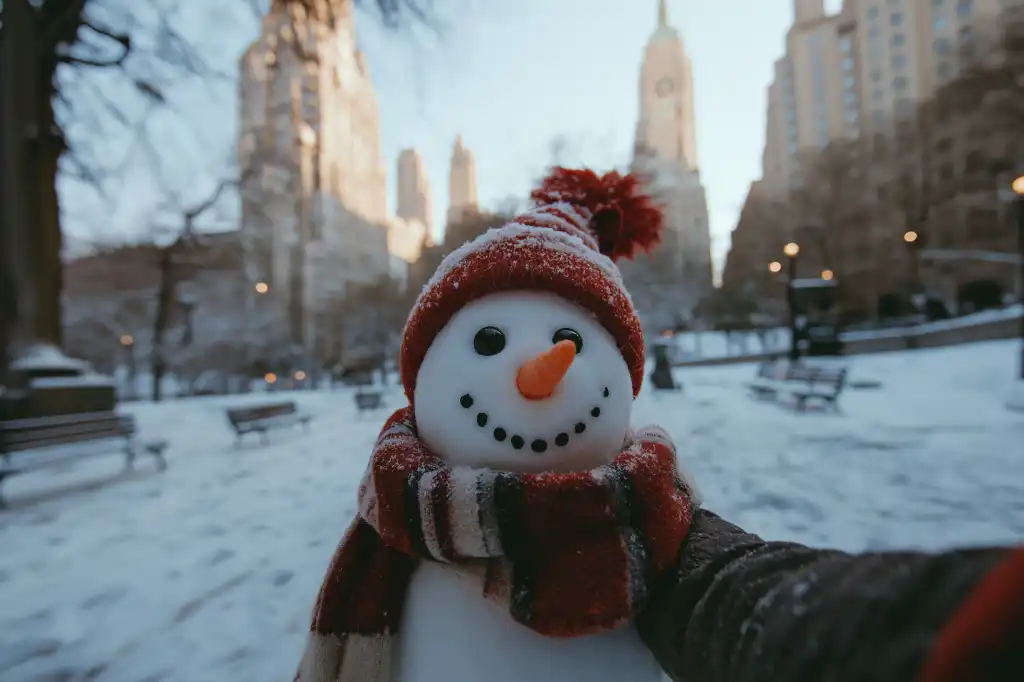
[295, 407, 697, 682]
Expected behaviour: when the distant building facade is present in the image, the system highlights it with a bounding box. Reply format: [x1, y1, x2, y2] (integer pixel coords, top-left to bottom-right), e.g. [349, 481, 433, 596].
[623, 0, 714, 333]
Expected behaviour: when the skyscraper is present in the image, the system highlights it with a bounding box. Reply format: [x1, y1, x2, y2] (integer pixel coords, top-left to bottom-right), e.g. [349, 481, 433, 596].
[396, 148, 434, 236]
[446, 135, 479, 227]
[626, 0, 714, 331]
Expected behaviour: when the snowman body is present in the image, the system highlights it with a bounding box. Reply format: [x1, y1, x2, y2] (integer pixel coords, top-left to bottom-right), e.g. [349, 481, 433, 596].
[396, 291, 663, 682]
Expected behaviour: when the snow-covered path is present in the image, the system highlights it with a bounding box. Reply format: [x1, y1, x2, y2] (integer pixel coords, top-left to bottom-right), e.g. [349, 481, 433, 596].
[1, 340, 1022, 682]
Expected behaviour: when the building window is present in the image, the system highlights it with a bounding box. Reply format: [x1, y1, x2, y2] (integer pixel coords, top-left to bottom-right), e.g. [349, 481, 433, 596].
[846, 109, 859, 123]
[956, 0, 972, 19]
[895, 98, 914, 117]
[840, 37, 853, 54]
[869, 24, 882, 40]
[891, 33, 906, 47]
[870, 68, 882, 82]
[868, 6, 879, 19]
[934, 14, 948, 31]
[937, 61, 952, 79]
[891, 11, 904, 26]
[842, 56, 854, 71]
[892, 54, 907, 69]
[959, 25, 972, 41]
[935, 37, 952, 55]
[873, 89, 884, 103]
[933, 0, 944, 6]
[893, 76, 909, 90]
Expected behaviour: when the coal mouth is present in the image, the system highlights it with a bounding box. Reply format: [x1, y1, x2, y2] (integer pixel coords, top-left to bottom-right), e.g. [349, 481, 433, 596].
[458, 387, 610, 453]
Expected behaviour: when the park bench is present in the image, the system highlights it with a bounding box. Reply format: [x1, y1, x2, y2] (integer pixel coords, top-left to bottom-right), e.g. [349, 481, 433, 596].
[747, 362, 848, 412]
[225, 401, 312, 444]
[0, 411, 169, 508]
[747, 360, 788, 398]
[787, 365, 847, 412]
[354, 388, 385, 413]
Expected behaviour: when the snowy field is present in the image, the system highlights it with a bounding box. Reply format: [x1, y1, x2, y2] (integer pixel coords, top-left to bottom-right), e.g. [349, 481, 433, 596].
[1, 340, 1023, 682]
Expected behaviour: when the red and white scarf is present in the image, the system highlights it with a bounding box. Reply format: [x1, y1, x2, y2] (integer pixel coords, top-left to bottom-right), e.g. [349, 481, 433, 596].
[295, 407, 697, 682]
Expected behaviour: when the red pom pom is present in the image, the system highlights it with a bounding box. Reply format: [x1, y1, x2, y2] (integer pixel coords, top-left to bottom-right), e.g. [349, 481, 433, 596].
[530, 167, 664, 261]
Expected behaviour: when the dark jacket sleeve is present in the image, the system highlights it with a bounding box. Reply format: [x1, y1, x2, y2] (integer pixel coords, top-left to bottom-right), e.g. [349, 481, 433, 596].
[637, 508, 1021, 682]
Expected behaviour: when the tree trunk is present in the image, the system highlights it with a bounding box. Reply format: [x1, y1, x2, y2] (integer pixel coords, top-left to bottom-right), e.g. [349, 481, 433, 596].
[1, 0, 82, 382]
[152, 247, 175, 402]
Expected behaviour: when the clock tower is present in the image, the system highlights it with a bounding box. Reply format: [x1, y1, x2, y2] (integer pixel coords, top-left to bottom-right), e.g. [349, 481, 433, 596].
[635, 0, 698, 172]
[623, 0, 713, 331]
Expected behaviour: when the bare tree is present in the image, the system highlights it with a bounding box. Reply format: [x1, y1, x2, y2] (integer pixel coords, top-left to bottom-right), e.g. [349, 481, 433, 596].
[0, 0, 433, 387]
[788, 140, 864, 276]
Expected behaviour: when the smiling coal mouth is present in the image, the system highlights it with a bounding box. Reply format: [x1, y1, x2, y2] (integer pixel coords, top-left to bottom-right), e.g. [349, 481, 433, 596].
[458, 386, 611, 453]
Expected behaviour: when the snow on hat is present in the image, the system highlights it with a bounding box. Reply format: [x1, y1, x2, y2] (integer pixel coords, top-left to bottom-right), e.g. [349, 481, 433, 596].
[400, 167, 664, 404]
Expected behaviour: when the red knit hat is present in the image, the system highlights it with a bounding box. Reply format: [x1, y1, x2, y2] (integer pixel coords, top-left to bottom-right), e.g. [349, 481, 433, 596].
[400, 167, 664, 404]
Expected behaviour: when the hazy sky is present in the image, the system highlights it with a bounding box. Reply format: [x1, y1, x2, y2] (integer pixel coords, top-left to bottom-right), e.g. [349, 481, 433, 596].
[61, 0, 841, 273]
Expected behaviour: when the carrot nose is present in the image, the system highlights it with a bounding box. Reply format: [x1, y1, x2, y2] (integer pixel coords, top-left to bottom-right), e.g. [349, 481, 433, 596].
[516, 339, 577, 400]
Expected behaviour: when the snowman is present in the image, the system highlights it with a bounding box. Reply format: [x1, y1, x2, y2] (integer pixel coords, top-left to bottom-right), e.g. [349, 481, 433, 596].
[296, 168, 698, 682]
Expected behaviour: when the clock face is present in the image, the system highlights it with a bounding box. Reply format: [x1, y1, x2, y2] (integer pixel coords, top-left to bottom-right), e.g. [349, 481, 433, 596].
[655, 77, 674, 97]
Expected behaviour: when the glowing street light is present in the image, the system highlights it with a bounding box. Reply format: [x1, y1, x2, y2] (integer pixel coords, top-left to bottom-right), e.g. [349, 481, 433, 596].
[120, 334, 134, 346]
[264, 372, 277, 384]
[255, 282, 269, 294]
[782, 243, 800, 361]
[903, 230, 918, 244]
[821, 269, 834, 281]
[294, 370, 307, 381]
[1011, 174, 1024, 196]
[768, 260, 782, 273]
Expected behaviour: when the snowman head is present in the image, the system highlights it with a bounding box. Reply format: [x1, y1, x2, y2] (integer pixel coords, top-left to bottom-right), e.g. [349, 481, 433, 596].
[400, 167, 665, 472]
[414, 291, 633, 472]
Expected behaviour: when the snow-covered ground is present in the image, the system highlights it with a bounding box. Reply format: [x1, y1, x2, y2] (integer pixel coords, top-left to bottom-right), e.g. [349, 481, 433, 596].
[1, 341, 1023, 682]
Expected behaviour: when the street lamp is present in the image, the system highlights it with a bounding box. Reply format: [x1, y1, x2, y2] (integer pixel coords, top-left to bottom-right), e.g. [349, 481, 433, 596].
[997, 168, 1024, 409]
[119, 335, 136, 400]
[255, 282, 269, 294]
[903, 230, 918, 244]
[821, 269, 834, 281]
[768, 261, 782, 273]
[783, 243, 800, 362]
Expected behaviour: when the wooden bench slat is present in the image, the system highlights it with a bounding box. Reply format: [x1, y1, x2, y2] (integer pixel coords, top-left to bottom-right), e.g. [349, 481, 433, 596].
[0, 411, 169, 507]
[1, 420, 124, 443]
[224, 401, 310, 443]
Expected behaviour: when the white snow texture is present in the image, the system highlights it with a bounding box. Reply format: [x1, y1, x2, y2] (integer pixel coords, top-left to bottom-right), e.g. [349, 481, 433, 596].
[0, 340, 1022, 682]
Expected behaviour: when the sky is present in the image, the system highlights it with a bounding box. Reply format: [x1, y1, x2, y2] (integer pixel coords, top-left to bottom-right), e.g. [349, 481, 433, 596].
[59, 0, 841, 274]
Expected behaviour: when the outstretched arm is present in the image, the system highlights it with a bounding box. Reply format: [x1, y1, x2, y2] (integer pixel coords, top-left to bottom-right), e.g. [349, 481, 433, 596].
[638, 508, 1023, 682]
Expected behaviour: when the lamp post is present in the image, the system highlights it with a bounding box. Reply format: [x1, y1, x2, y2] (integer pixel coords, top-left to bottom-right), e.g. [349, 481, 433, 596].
[120, 334, 136, 400]
[903, 229, 923, 313]
[783, 242, 800, 362]
[997, 171, 1024, 408]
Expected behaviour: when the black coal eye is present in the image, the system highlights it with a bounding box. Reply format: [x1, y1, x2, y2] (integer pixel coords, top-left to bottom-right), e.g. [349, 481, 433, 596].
[552, 328, 583, 354]
[473, 326, 506, 356]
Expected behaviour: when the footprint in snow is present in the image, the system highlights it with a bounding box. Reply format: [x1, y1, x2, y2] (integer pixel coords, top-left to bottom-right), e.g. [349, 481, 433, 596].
[272, 569, 294, 587]
[80, 587, 127, 611]
[207, 548, 235, 566]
